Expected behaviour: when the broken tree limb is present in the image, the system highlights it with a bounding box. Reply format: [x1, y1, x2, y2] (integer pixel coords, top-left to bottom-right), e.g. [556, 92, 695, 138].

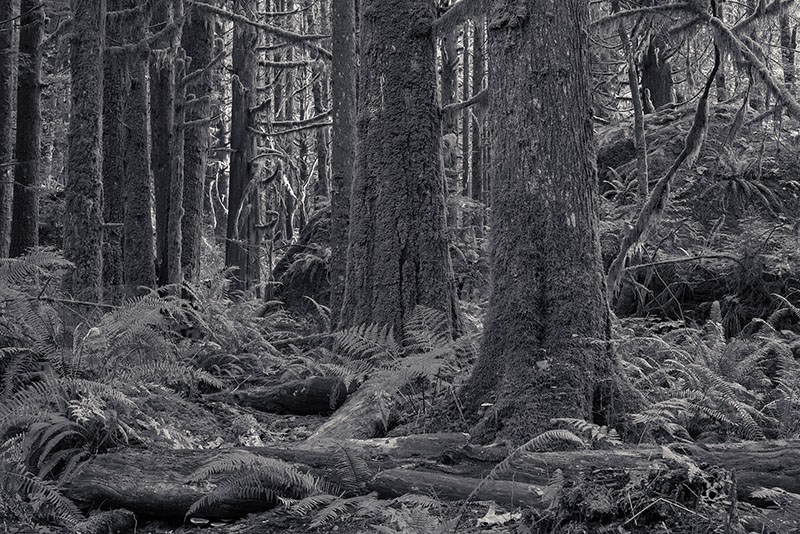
[307, 376, 396, 441]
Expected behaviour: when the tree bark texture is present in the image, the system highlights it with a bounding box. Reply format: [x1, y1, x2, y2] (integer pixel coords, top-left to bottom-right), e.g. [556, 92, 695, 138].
[225, 0, 260, 293]
[462, 0, 610, 444]
[63, 0, 105, 302]
[640, 36, 673, 112]
[10, 0, 44, 257]
[150, 3, 175, 287]
[123, 9, 157, 295]
[339, 0, 460, 337]
[0, 0, 19, 257]
[470, 17, 484, 235]
[329, 0, 356, 328]
[102, 11, 127, 298]
[181, 8, 215, 282]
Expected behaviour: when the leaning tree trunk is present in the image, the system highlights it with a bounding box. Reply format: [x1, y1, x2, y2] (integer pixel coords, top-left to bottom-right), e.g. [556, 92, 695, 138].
[224, 0, 260, 293]
[329, 0, 356, 328]
[63, 0, 106, 301]
[123, 6, 157, 295]
[339, 0, 461, 337]
[181, 8, 214, 282]
[10, 0, 44, 257]
[461, 0, 611, 444]
[0, 0, 19, 257]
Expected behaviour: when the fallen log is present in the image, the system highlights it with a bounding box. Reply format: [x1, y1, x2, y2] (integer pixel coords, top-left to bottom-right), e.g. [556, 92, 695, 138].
[63, 433, 469, 518]
[368, 469, 543, 508]
[204, 377, 348, 415]
[63, 436, 800, 521]
[442, 440, 800, 499]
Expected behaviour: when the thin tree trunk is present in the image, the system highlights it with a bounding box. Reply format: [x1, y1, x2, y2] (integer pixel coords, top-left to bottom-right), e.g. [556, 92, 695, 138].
[225, 0, 259, 292]
[461, 22, 471, 199]
[310, 0, 330, 199]
[441, 14, 459, 227]
[151, 2, 175, 286]
[181, 8, 214, 282]
[462, 0, 611, 444]
[339, 0, 461, 337]
[781, 14, 796, 95]
[470, 18, 484, 236]
[329, 0, 356, 328]
[123, 30, 157, 295]
[102, 8, 127, 298]
[0, 0, 19, 257]
[63, 0, 106, 302]
[10, 0, 44, 257]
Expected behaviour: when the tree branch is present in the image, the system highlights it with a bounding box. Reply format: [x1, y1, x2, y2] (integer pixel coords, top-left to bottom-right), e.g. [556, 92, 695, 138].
[442, 88, 488, 114]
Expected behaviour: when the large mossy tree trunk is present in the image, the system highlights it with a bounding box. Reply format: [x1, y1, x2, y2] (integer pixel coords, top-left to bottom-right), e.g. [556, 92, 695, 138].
[461, 0, 611, 444]
[339, 0, 460, 337]
[181, 9, 214, 282]
[224, 0, 259, 293]
[0, 0, 19, 257]
[63, 0, 106, 301]
[329, 0, 356, 328]
[10, 0, 44, 257]
[123, 7, 157, 295]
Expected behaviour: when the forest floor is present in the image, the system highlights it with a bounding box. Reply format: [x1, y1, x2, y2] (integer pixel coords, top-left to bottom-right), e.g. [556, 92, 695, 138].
[6, 104, 800, 533]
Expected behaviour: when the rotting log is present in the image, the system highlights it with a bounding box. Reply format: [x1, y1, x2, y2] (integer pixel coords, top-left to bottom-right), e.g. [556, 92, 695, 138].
[63, 433, 469, 518]
[368, 469, 543, 508]
[205, 377, 348, 415]
[63, 436, 800, 520]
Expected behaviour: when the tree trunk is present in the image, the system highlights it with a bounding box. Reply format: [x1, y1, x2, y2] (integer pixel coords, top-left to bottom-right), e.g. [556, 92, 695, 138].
[310, 0, 330, 200]
[123, 7, 157, 295]
[10, 0, 44, 257]
[181, 9, 214, 283]
[0, 0, 19, 257]
[102, 11, 127, 299]
[206, 377, 348, 415]
[339, 0, 461, 337]
[781, 14, 796, 95]
[461, 23, 471, 198]
[461, 0, 611, 444]
[470, 18, 484, 236]
[63, 0, 105, 302]
[640, 35, 673, 112]
[441, 13, 460, 227]
[329, 0, 356, 328]
[225, 0, 260, 293]
[151, 3, 175, 287]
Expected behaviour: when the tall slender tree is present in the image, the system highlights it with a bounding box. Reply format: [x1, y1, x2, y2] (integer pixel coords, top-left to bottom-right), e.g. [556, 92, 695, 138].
[181, 7, 215, 282]
[0, 0, 19, 257]
[225, 0, 260, 292]
[339, 0, 460, 336]
[462, 0, 611, 443]
[329, 0, 356, 326]
[63, 0, 106, 301]
[123, 3, 157, 294]
[10, 0, 45, 257]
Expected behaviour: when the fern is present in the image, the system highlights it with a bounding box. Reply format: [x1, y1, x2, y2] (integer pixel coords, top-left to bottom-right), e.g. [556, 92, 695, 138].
[334, 445, 373, 492]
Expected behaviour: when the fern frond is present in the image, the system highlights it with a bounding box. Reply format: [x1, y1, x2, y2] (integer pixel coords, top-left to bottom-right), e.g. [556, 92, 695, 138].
[334, 445, 372, 491]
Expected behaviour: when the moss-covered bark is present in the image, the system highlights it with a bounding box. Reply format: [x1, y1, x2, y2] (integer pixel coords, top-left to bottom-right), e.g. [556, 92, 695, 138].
[328, 0, 356, 327]
[224, 0, 259, 292]
[63, 0, 105, 301]
[123, 11, 156, 295]
[10, 0, 44, 257]
[181, 9, 214, 282]
[339, 0, 460, 336]
[150, 3, 175, 286]
[461, 0, 611, 444]
[0, 0, 19, 257]
[102, 7, 127, 298]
